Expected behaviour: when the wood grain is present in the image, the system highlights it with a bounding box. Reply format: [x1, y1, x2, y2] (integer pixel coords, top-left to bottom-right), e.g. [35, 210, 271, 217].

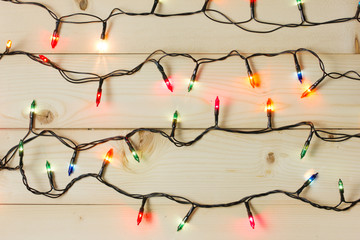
[0, 0, 358, 53]
[0, 204, 359, 240]
[1, 129, 359, 204]
[0, 0, 359, 239]
[0, 54, 359, 128]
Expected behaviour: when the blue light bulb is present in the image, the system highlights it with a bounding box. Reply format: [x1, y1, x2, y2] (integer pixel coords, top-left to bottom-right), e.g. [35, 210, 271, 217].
[307, 172, 318, 185]
[68, 163, 74, 176]
[297, 71, 303, 83]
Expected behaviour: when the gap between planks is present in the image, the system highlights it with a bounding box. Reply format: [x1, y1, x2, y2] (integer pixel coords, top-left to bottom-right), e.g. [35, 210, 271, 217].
[3, 127, 360, 131]
[0, 203, 318, 206]
[21, 52, 360, 56]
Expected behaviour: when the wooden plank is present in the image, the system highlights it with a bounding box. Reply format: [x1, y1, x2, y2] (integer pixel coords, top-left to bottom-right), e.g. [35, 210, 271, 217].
[0, 204, 358, 240]
[0, 54, 359, 128]
[1, 0, 359, 239]
[0, 0, 358, 53]
[1, 129, 359, 204]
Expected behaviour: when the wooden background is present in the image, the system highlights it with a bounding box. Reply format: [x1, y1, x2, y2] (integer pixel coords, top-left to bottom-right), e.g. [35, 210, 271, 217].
[0, 0, 359, 239]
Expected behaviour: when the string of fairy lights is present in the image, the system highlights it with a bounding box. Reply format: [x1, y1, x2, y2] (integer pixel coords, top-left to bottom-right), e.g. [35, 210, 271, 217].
[2, 100, 360, 231]
[2, 41, 360, 107]
[1, 0, 360, 46]
[1, 0, 360, 233]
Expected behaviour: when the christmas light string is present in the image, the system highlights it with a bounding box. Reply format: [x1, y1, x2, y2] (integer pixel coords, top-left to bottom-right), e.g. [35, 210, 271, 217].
[2, 0, 360, 48]
[1, 0, 358, 233]
[2, 100, 360, 231]
[2, 43, 360, 106]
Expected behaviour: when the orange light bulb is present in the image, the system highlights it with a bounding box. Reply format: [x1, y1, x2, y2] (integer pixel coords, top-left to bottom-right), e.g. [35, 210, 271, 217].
[248, 73, 255, 88]
[104, 148, 113, 163]
[301, 88, 312, 98]
[266, 98, 274, 112]
[6, 40, 12, 49]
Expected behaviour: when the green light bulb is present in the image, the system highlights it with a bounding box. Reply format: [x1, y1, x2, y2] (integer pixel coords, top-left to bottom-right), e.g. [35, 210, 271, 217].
[338, 179, 344, 193]
[301, 131, 313, 159]
[132, 150, 140, 162]
[173, 111, 178, 125]
[177, 218, 186, 232]
[188, 79, 195, 92]
[170, 110, 179, 137]
[30, 100, 36, 114]
[296, 0, 302, 4]
[45, 161, 54, 187]
[46, 161, 51, 172]
[19, 140, 24, 157]
[300, 142, 309, 159]
[173, 111, 178, 120]
[125, 137, 140, 163]
[188, 66, 198, 92]
[177, 205, 196, 232]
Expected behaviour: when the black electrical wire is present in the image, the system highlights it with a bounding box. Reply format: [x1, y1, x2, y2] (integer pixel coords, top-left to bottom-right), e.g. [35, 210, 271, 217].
[2, 101, 359, 230]
[2, 0, 360, 34]
[1, 47, 360, 105]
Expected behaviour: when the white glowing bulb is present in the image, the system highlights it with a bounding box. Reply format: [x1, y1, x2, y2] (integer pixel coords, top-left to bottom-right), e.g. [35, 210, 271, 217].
[96, 40, 108, 52]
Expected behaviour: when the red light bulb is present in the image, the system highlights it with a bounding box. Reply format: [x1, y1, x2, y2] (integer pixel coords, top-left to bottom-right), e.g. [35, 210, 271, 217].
[39, 55, 49, 63]
[51, 30, 59, 49]
[96, 88, 102, 107]
[137, 210, 144, 225]
[215, 96, 220, 110]
[164, 78, 173, 92]
[137, 198, 147, 226]
[249, 215, 255, 229]
[214, 96, 220, 125]
[245, 201, 255, 229]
